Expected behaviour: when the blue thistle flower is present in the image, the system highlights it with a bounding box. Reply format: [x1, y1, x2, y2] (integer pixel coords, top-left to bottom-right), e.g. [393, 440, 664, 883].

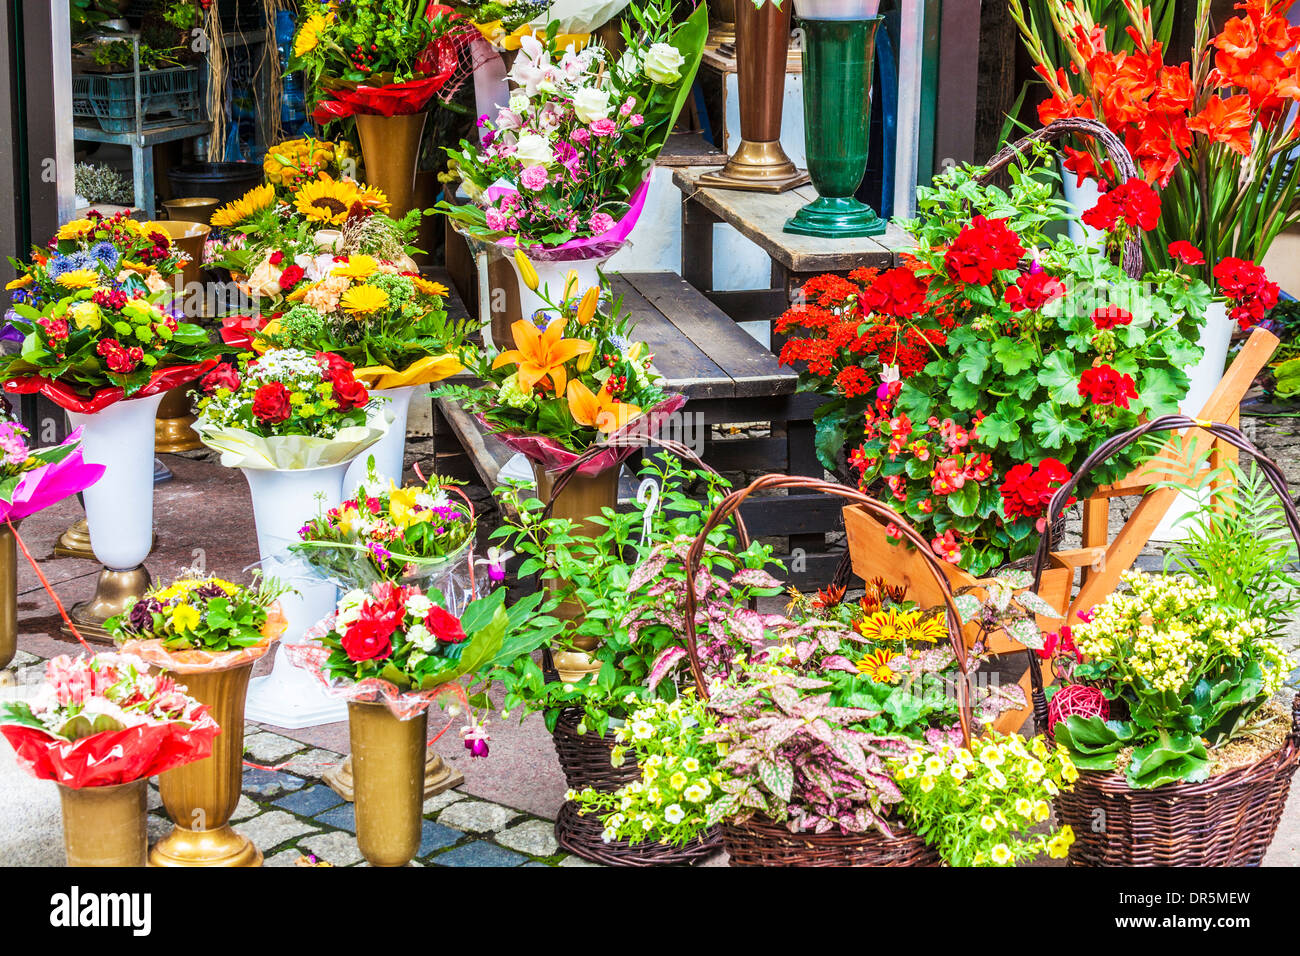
[89, 241, 120, 270]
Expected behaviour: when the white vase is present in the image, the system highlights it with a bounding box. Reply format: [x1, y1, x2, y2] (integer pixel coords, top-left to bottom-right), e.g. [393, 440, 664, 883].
[472, 36, 510, 146]
[343, 385, 416, 492]
[241, 459, 353, 729]
[507, 253, 612, 326]
[1060, 169, 1104, 247]
[67, 393, 165, 570]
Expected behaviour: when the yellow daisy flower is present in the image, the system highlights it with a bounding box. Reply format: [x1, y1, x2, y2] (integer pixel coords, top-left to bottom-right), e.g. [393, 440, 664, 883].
[857, 608, 914, 643]
[855, 648, 899, 683]
[211, 184, 277, 228]
[340, 285, 389, 315]
[56, 219, 93, 241]
[410, 275, 450, 297]
[332, 254, 378, 280]
[294, 175, 363, 226]
[56, 269, 99, 290]
[903, 614, 947, 644]
[6, 274, 32, 290]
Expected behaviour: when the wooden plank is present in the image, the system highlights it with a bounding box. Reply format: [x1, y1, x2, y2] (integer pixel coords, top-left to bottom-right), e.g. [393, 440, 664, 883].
[673, 167, 909, 273]
[656, 130, 728, 167]
[702, 436, 790, 472]
[703, 288, 789, 325]
[434, 397, 516, 490]
[623, 272, 797, 399]
[739, 493, 844, 537]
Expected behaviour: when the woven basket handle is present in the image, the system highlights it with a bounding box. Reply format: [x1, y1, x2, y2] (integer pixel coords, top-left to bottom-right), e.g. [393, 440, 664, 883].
[1027, 415, 1300, 736]
[680, 474, 975, 747]
[975, 117, 1144, 281]
[538, 433, 752, 550]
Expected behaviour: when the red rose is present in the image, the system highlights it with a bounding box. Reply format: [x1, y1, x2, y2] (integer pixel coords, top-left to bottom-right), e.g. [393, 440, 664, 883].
[1004, 272, 1066, 312]
[278, 264, 305, 290]
[1078, 365, 1138, 409]
[340, 618, 394, 662]
[315, 351, 354, 381]
[1167, 241, 1204, 265]
[425, 605, 467, 644]
[201, 362, 241, 393]
[251, 382, 293, 424]
[1090, 306, 1133, 329]
[943, 215, 1024, 286]
[332, 372, 369, 411]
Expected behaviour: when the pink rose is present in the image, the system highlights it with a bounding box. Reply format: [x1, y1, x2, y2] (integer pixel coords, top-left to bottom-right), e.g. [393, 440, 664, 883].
[520, 165, 549, 191]
[589, 118, 617, 137]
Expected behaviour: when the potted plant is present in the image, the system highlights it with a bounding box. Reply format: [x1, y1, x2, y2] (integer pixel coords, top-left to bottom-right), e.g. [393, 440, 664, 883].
[108, 571, 289, 866]
[191, 348, 389, 727]
[0, 652, 218, 866]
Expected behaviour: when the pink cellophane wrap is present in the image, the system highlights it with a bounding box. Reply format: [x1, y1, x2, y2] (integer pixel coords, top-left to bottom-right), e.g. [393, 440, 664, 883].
[0, 711, 219, 789]
[285, 615, 469, 723]
[3, 360, 219, 414]
[116, 603, 289, 675]
[480, 393, 685, 478]
[488, 176, 653, 262]
[0, 428, 105, 522]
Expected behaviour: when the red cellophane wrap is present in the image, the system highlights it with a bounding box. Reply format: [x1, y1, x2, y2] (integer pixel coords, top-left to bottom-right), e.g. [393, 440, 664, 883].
[220, 313, 264, 350]
[480, 393, 686, 478]
[3, 360, 220, 414]
[117, 603, 289, 676]
[1, 711, 219, 789]
[285, 615, 469, 724]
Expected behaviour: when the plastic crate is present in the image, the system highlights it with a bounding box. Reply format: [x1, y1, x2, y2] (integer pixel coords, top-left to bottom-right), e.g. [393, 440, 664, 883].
[72, 66, 202, 134]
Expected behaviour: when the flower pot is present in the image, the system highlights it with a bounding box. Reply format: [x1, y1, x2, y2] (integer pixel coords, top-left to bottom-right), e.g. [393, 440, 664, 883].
[67, 393, 166, 641]
[150, 660, 261, 866]
[348, 701, 428, 866]
[0, 523, 15, 669]
[343, 385, 417, 491]
[155, 385, 203, 453]
[506, 251, 612, 326]
[784, 16, 886, 238]
[241, 459, 354, 729]
[150, 220, 211, 314]
[1060, 168, 1103, 246]
[355, 111, 428, 221]
[58, 779, 148, 866]
[168, 162, 263, 205]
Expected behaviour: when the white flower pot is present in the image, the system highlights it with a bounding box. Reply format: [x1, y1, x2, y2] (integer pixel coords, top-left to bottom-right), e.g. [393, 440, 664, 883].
[343, 385, 416, 492]
[67, 393, 165, 570]
[241, 459, 354, 728]
[792, 0, 879, 17]
[1060, 169, 1104, 247]
[507, 253, 611, 327]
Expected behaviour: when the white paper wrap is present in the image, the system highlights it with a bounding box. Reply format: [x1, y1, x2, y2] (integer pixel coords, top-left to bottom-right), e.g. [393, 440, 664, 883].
[194, 407, 393, 471]
[530, 0, 634, 34]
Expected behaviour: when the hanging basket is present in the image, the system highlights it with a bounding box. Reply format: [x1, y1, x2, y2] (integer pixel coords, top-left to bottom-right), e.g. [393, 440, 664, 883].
[682, 475, 974, 866]
[1029, 416, 1300, 866]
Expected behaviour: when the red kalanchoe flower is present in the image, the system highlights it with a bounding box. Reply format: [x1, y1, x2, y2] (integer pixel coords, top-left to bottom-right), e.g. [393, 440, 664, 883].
[944, 215, 1024, 286]
[1167, 240, 1205, 265]
[1004, 272, 1067, 312]
[425, 605, 467, 644]
[1090, 306, 1134, 330]
[1079, 365, 1139, 409]
[251, 382, 293, 424]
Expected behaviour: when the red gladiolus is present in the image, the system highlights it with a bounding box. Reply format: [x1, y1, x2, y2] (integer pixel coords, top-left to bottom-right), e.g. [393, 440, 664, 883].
[251, 382, 293, 424]
[1078, 365, 1139, 409]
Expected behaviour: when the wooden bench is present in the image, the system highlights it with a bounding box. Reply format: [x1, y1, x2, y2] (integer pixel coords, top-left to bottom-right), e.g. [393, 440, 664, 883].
[433, 271, 845, 586]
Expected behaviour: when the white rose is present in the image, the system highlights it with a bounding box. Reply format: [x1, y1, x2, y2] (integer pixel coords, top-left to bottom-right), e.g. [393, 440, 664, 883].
[336, 589, 367, 627]
[571, 86, 611, 124]
[514, 133, 554, 167]
[406, 623, 436, 652]
[643, 43, 684, 84]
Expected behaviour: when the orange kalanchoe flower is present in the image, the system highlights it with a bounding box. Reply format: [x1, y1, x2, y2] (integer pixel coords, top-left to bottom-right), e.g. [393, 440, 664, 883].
[492, 318, 593, 395]
[565, 380, 640, 433]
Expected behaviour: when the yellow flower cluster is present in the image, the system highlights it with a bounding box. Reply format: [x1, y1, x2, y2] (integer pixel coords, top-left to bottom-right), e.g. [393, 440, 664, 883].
[857, 607, 946, 644]
[263, 137, 350, 186]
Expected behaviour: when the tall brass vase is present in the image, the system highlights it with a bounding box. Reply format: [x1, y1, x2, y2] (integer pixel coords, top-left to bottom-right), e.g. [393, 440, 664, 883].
[150, 661, 261, 866]
[531, 463, 619, 681]
[355, 112, 429, 221]
[155, 386, 203, 454]
[0, 523, 16, 669]
[349, 701, 429, 867]
[58, 780, 148, 866]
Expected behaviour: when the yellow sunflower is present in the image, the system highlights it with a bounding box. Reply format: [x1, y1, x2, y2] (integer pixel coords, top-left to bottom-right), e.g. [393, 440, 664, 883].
[332, 254, 378, 279]
[293, 12, 331, 58]
[56, 269, 100, 290]
[410, 275, 450, 297]
[120, 259, 152, 275]
[340, 285, 390, 315]
[856, 649, 899, 683]
[5, 275, 32, 291]
[294, 175, 363, 225]
[211, 183, 277, 228]
[56, 219, 93, 241]
[857, 608, 915, 643]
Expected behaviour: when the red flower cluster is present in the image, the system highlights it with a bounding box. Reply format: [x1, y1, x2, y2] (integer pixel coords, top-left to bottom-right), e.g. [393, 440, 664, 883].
[339, 584, 467, 664]
[96, 338, 143, 374]
[320, 352, 369, 411]
[1080, 179, 1161, 232]
[279, 264, 306, 291]
[1078, 365, 1139, 409]
[1000, 457, 1074, 529]
[1167, 240, 1205, 265]
[1004, 272, 1066, 312]
[943, 216, 1024, 286]
[1213, 256, 1279, 329]
[1090, 306, 1133, 330]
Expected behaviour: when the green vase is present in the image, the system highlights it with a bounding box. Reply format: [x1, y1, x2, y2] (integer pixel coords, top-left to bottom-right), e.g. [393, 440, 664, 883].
[784, 16, 887, 238]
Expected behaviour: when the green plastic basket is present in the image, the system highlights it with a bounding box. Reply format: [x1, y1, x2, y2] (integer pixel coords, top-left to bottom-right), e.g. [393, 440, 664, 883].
[72, 66, 202, 134]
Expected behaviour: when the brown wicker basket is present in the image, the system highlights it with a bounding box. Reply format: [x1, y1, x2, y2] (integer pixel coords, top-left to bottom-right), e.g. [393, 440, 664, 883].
[1029, 417, 1300, 866]
[550, 706, 640, 793]
[681, 475, 975, 866]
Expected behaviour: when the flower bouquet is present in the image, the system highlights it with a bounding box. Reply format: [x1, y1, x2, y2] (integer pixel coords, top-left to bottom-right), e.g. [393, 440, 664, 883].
[262, 135, 358, 198]
[0, 417, 104, 524]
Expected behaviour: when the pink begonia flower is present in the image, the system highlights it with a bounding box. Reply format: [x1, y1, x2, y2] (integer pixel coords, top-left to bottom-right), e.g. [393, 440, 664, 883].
[589, 118, 617, 137]
[520, 165, 549, 191]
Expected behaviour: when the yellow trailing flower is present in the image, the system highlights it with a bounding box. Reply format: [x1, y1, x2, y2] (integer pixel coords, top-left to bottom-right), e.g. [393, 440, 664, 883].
[514, 249, 538, 291]
[211, 184, 277, 228]
[340, 284, 390, 315]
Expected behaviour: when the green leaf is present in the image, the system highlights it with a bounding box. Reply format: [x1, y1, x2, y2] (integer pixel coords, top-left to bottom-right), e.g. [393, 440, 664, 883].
[1127, 731, 1210, 788]
[957, 340, 991, 384]
[947, 481, 980, 517]
[992, 339, 1037, 375]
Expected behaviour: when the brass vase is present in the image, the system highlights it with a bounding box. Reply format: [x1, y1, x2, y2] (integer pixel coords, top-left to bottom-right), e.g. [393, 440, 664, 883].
[355, 112, 429, 221]
[708, 0, 737, 47]
[0, 523, 15, 669]
[699, 0, 808, 192]
[348, 701, 428, 867]
[149, 220, 211, 317]
[58, 780, 148, 866]
[163, 196, 221, 226]
[54, 517, 94, 560]
[323, 750, 463, 802]
[150, 661, 261, 867]
[155, 386, 203, 453]
[531, 463, 620, 681]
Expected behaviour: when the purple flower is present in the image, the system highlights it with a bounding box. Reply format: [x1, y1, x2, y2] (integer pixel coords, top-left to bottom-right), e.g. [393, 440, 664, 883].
[465, 736, 489, 758]
[368, 542, 391, 562]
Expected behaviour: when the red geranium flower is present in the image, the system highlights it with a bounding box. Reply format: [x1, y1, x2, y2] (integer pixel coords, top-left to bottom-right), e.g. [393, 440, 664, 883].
[1167, 241, 1205, 265]
[860, 266, 929, 318]
[1081, 179, 1161, 232]
[1004, 272, 1067, 312]
[1000, 457, 1074, 528]
[943, 215, 1025, 286]
[1214, 257, 1279, 329]
[251, 382, 293, 424]
[1090, 306, 1133, 329]
[1078, 365, 1139, 409]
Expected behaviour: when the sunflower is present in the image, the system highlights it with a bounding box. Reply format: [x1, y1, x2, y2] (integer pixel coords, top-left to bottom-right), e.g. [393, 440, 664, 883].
[56, 219, 93, 241]
[295, 175, 363, 225]
[856, 649, 899, 683]
[5, 275, 32, 291]
[340, 285, 390, 315]
[294, 12, 331, 58]
[211, 184, 277, 228]
[410, 275, 449, 297]
[55, 269, 100, 290]
[857, 608, 914, 643]
[332, 254, 378, 279]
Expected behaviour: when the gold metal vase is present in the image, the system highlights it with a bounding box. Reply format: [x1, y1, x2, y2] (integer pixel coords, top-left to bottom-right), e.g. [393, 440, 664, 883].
[58, 780, 148, 866]
[155, 386, 203, 454]
[0, 523, 16, 669]
[150, 660, 261, 866]
[355, 111, 429, 221]
[348, 701, 428, 867]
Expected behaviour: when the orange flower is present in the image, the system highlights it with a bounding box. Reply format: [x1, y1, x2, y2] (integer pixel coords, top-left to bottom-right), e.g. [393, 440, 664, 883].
[565, 380, 640, 433]
[492, 318, 592, 395]
[1187, 94, 1254, 156]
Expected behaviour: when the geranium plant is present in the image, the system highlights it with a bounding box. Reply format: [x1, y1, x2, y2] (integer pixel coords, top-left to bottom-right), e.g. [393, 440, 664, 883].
[108, 571, 290, 653]
[847, 146, 1211, 573]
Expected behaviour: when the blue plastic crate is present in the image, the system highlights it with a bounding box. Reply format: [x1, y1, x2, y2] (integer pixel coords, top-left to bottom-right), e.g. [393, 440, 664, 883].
[72, 66, 202, 134]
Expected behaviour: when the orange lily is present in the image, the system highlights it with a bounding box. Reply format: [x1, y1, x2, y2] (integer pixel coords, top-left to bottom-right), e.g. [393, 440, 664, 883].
[492, 318, 592, 395]
[566, 380, 641, 433]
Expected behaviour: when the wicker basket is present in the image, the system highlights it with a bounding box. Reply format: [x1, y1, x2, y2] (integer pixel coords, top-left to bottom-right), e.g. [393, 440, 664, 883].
[1029, 417, 1300, 866]
[550, 706, 640, 793]
[681, 475, 974, 866]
